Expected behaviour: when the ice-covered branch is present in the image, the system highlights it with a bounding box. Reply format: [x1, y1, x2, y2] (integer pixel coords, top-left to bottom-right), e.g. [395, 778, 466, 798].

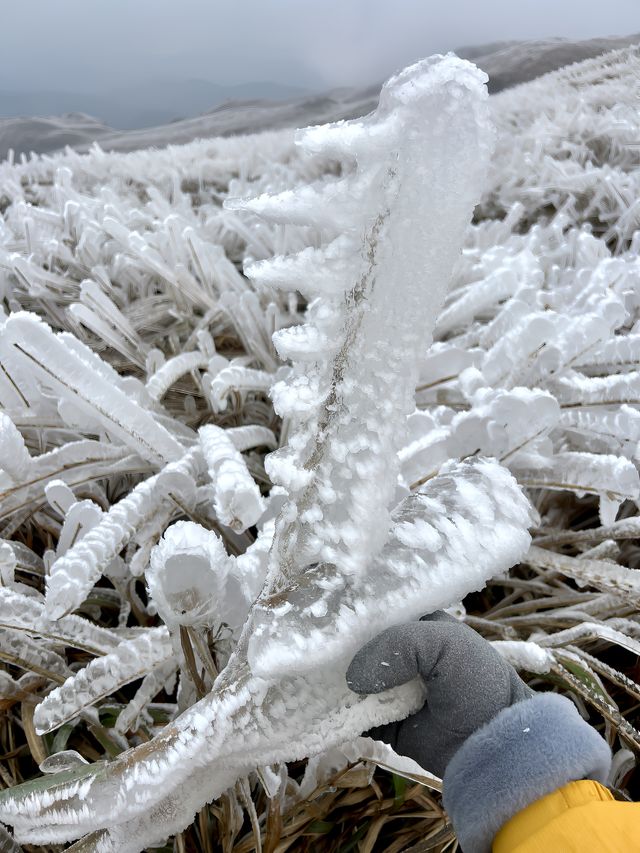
[236, 55, 495, 588]
[45, 448, 201, 619]
[33, 628, 173, 734]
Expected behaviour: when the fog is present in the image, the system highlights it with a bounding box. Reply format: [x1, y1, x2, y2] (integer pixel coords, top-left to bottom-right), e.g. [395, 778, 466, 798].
[5, 0, 638, 90]
[1, 0, 637, 127]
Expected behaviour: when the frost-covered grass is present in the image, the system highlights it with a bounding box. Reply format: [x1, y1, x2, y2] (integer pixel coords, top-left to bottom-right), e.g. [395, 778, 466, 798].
[0, 45, 638, 852]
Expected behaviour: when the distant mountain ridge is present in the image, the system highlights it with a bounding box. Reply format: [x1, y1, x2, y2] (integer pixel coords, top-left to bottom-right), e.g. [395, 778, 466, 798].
[0, 79, 307, 131]
[1, 33, 638, 161]
[0, 114, 114, 163]
[456, 34, 640, 92]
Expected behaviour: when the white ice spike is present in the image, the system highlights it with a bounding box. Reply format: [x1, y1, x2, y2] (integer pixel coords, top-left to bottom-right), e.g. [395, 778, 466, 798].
[233, 55, 495, 586]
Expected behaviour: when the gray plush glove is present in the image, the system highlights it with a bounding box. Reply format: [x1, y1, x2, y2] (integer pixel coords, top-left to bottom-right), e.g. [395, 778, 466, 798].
[346, 611, 533, 778]
[348, 611, 613, 853]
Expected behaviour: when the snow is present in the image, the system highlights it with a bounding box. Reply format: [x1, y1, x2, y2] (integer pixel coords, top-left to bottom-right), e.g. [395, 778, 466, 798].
[147, 521, 237, 628]
[491, 640, 554, 674]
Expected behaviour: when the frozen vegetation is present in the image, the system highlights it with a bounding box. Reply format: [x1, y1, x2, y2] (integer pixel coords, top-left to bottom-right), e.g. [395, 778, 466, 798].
[0, 44, 638, 852]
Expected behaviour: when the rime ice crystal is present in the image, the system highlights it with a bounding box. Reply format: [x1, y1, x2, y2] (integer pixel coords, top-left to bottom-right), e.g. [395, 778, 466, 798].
[199, 424, 265, 532]
[148, 520, 246, 630]
[247, 458, 534, 678]
[235, 54, 495, 585]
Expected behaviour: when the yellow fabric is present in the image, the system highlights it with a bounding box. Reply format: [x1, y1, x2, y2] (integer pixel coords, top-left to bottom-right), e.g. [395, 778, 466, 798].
[493, 780, 640, 852]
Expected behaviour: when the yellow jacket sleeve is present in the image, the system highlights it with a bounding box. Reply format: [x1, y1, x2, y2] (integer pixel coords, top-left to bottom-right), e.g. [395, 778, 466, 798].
[493, 780, 640, 852]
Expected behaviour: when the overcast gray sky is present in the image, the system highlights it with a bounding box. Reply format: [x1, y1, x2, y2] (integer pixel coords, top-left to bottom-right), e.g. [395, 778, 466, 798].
[2, 0, 638, 92]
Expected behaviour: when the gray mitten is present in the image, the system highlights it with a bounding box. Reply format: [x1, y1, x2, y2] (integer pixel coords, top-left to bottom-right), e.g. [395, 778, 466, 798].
[348, 611, 613, 852]
[346, 611, 533, 777]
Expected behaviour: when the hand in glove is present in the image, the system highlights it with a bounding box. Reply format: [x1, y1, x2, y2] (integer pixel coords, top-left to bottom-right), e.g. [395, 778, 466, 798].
[347, 611, 613, 853]
[346, 610, 533, 778]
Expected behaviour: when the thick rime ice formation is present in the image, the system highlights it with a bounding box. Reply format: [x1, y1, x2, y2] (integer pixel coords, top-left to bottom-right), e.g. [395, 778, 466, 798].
[0, 54, 522, 849]
[237, 55, 495, 585]
[199, 424, 265, 531]
[148, 520, 253, 631]
[247, 458, 534, 677]
[44, 447, 202, 620]
[0, 44, 640, 852]
[33, 627, 173, 735]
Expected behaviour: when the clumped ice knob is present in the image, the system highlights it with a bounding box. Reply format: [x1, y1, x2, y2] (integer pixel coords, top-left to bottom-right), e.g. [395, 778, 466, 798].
[148, 520, 246, 629]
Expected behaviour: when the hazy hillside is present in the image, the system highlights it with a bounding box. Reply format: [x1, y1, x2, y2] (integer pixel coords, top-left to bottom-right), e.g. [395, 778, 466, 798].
[74, 85, 383, 155]
[458, 33, 640, 92]
[0, 113, 114, 163]
[0, 78, 306, 133]
[1, 33, 638, 161]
